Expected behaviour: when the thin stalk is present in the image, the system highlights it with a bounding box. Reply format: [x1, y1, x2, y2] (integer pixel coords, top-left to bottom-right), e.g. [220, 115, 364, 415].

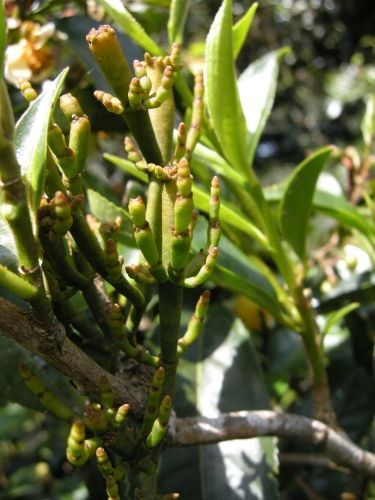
[295, 287, 336, 426]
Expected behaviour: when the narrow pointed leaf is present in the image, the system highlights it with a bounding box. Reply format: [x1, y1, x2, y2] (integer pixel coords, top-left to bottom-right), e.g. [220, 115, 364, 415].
[238, 49, 288, 167]
[279, 146, 333, 260]
[168, 0, 190, 45]
[266, 186, 375, 239]
[232, 2, 258, 59]
[104, 153, 148, 183]
[212, 265, 282, 321]
[205, 0, 249, 172]
[14, 68, 69, 214]
[96, 0, 164, 55]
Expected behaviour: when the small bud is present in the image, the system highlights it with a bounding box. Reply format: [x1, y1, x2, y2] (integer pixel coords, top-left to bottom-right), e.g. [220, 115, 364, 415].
[69, 115, 90, 175]
[60, 93, 83, 120]
[128, 196, 146, 228]
[174, 193, 194, 234]
[48, 123, 66, 157]
[19, 80, 38, 102]
[94, 90, 124, 114]
[128, 78, 143, 109]
[115, 403, 130, 426]
[87, 26, 132, 107]
[96, 447, 113, 475]
[176, 157, 192, 197]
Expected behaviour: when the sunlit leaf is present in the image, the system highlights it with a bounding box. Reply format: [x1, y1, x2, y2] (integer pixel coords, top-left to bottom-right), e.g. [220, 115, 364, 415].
[14, 68, 69, 214]
[160, 304, 279, 498]
[238, 49, 288, 166]
[279, 146, 333, 261]
[86, 189, 135, 246]
[168, 0, 190, 45]
[205, 0, 249, 173]
[232, 2, 258, 59]
[96, 0, 164, 55]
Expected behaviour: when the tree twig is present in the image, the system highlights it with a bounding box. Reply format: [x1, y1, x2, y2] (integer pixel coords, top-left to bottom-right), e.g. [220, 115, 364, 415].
[171, 411, 375, 477]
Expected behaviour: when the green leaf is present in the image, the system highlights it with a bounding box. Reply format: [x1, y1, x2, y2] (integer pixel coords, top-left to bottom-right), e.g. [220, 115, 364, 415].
[313, 190, 375, 237]
[212, 265, 282, 321]
[86, 188, 135, 246]
[266, 186, 375, 239]
[238, 49, 287, 167]
[160, 304, 279, 498]
[14, 68, 69, 214]
[205, 0, 249, 173]
[0, 0, 5, 74]
[322, 302, 360, 336]
[96, 0, 164, 55]
[279, 146, 333, 261]
[103, 153, 148, 183]
[232, 2, 258, 60]
[168, 0, 190, 45]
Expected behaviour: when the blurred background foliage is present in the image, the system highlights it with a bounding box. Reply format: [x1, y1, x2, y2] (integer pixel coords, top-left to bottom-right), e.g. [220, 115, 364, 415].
[1, 0, 375, 499]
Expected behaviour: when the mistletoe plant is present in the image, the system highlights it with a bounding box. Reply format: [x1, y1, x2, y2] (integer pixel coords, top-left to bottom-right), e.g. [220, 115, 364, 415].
[1, 0, 375, 498]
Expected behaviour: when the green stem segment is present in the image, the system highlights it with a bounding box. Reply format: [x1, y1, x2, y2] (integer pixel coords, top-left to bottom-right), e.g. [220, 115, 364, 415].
[158, 281, 183, 398]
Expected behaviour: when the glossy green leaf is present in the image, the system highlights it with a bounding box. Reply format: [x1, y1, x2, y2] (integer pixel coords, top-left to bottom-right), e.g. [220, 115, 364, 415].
[0, 0, 5, 74]
[232, 2, 258, 59]
[279, 146, 333, 261]
[168, 0, 190, 45]
[212, 265, 282, 321]
[160, 304, 279, 498]
[266, 186, 375, 239]
[86, 188, 135, 246]
[14, 68, 69, 214]
[238, 49, 288, 167]
[322, 302, 360, 336]
[96, 0, 164, 55]
[205, 0, 249, 173]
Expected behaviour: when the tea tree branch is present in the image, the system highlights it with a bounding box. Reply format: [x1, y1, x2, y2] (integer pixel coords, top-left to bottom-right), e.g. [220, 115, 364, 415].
[172, 411, 375, 477]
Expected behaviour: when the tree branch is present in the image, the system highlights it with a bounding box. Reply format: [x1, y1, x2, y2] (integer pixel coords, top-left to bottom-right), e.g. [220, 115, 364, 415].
[2, 297, 375, 477]
[0, 297, 146, 417]
[171, 411, 375, 477]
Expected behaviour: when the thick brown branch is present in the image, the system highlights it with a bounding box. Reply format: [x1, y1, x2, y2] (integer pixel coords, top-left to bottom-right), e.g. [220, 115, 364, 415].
[0, 297, 145, 417]
[172, 411, 375, 477]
